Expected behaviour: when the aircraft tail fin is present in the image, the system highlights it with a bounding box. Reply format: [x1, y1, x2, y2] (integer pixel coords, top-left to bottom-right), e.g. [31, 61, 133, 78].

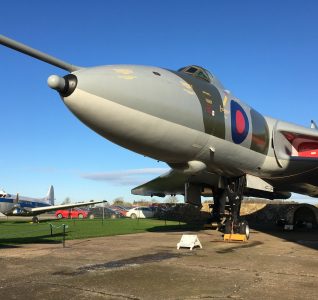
[45, 185, 55, 205]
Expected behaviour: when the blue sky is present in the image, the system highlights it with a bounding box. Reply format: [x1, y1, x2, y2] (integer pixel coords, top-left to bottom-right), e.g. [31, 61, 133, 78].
[1, 0, 318, 204]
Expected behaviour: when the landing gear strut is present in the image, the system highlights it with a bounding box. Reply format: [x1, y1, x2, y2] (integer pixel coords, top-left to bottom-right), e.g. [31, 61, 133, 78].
[224, 176, 249, 239]
[32, 216, 39, 223]
[210, 188, 226, 227]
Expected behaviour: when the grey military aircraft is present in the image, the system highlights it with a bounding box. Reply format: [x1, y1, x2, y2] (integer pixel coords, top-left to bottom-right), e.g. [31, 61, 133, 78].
[1, 34, 318, 237]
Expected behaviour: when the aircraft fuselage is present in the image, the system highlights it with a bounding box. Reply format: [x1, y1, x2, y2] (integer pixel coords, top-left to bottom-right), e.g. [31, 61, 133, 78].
[61, 66, 315, 177]
[63, 65, 268, 173]
[0, 190, 52, 216]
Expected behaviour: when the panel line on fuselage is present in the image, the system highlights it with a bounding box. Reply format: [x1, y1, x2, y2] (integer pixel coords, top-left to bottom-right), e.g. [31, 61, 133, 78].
[172, 71, 226, 140]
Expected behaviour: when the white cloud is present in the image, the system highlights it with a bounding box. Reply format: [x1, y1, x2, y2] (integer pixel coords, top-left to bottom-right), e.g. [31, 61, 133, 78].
[81, 168, 169, 186]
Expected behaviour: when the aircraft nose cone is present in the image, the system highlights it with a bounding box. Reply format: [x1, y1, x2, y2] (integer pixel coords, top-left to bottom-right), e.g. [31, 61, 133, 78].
[47, 74, 78, 97]
[47, 75, 66, 91]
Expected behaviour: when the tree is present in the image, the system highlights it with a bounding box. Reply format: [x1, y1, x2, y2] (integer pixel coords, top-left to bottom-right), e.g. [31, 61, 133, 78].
[133, 199, 151, 206]
[61, 197, 71, 205]
[113, 197, 124, 206]
[112, 197, 133, 207]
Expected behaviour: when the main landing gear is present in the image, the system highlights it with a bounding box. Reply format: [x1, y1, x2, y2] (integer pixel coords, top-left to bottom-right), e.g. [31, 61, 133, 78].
[32, 216, 39, 223]
[211, 176, 250, 240]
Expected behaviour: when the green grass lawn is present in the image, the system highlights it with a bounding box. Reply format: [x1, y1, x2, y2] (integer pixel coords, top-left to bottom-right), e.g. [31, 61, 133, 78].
[0, 218, 198, 245]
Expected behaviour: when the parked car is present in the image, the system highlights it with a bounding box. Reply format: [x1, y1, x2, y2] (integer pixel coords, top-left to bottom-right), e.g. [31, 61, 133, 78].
[110, 205, 129, 217]
[55, 208, 89, 219]
[88, 207, 121, 219]
[126, 207, 154, 219]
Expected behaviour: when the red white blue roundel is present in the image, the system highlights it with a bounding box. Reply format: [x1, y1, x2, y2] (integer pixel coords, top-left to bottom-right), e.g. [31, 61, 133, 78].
[231, 100, 249, 144]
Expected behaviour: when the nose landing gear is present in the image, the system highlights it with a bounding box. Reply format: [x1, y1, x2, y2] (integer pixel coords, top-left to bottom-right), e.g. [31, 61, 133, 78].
[210, 176, 250, 241]
[225, 176, 249, 236]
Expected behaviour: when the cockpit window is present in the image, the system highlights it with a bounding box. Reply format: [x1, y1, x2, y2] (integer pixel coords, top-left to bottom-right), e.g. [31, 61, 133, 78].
[178, 65, 212, 83]
[185, 66, 198, 74]
[196, 70, 210, 82]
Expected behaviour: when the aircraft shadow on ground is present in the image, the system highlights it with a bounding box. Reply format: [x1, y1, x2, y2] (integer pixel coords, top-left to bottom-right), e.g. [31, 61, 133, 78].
[147, 223, 202, 233]
[0, 218, 55, 224]
[0, 233, 64, 247]
[0, 244, 21, 249]
[153, 203, 318, 251]
[245, 204, 318, 251]
[249, 226, 318, 250]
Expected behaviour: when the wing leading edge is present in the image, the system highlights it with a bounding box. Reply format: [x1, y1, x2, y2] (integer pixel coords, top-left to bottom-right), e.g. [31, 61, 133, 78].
[132, 170, 190, 197]
[132, 170, 291, 200]
[30, 200, 106, 215]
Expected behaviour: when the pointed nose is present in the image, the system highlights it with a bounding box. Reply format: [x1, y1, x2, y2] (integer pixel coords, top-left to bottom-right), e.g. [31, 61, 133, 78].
[47, 74, 77, 97]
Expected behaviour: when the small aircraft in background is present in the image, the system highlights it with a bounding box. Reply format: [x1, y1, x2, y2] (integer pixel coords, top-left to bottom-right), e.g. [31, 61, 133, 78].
[1, 35, 318, 238]
[0, 185, 104, 223]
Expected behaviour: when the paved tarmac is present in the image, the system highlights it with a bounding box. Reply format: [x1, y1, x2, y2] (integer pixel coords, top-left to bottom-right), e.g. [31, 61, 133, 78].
[0, 227, 317, 299]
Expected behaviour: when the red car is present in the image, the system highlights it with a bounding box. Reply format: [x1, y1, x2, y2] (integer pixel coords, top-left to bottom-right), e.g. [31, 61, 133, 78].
[55, 208, 88, 219]
[110, 206, 129, 217]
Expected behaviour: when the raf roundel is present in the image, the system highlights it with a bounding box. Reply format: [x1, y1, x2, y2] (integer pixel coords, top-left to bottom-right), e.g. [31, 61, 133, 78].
[231, 100, 249, 144]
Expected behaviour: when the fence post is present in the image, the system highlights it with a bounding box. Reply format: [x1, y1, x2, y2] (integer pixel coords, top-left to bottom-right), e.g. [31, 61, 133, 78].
[50, 224, 53, 236]
[102, 204, 105, 225]
[165, 211, 167, 226]
[63, 224, 66, 248]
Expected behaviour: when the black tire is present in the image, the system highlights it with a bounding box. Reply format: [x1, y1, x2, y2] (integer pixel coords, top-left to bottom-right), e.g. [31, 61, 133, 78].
[32, 216, 39, 223]
[57, 213, 63, 219]
[131, 213, 137, 219]
[239, 220, 250, 239]
[224, 219, 232, 234]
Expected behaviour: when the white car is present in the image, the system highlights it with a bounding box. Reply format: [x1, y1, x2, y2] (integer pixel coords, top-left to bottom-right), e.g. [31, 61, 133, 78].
[126, 207, 154, 219]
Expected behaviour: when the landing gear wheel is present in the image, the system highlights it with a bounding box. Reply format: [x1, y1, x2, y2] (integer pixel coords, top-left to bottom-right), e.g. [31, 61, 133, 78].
[32, 216, 39, 223]
[57, 213, 63, 219]
[239, 220, 250, 240]
[78, 213, 84, 219]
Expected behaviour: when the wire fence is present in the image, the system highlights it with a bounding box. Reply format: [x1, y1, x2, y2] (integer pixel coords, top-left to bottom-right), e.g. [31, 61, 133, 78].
[0, 223, 68, 247]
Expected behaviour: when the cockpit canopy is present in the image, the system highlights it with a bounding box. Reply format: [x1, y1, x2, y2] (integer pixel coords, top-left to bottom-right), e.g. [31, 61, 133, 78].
[178, 65, 214, 83]
[0, 192, 7, 198]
